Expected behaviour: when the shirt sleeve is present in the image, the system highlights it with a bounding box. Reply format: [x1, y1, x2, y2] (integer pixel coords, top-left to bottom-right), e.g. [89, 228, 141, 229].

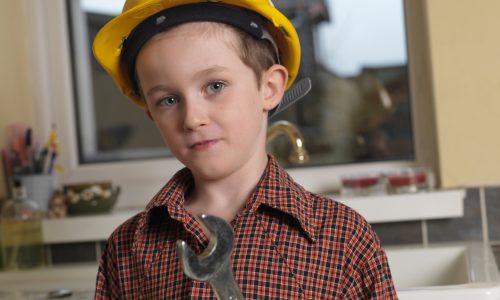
[361, 247, 398, 299]
[343, 224, 398, 299]
[95, 237, 121, 299]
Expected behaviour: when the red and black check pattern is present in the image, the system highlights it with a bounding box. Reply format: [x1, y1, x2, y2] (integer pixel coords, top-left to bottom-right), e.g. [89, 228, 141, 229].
[95, 157, 397, 299]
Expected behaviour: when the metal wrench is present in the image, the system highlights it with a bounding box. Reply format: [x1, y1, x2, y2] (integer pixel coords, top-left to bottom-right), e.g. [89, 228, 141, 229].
[176, 214, 244, 300]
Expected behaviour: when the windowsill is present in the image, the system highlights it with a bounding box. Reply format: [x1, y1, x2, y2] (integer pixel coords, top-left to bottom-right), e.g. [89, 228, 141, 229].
[42, 208, 141, 244]
[41, 189, 465, 244]
[334, 189, 465, 223]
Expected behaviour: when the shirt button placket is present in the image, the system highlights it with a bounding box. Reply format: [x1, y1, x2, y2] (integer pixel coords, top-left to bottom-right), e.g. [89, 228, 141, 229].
[189, 280, 212, 298]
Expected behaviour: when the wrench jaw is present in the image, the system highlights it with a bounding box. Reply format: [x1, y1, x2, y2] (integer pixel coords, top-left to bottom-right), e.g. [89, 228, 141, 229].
[199, 214, 234, 261]
[176, 240, 212, 281]
[176, 214, 244, 299]
[176, 214, 235, 280]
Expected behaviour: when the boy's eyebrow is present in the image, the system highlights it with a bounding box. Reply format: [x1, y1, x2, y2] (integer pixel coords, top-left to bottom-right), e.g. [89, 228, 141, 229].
[145, 65, 229, 98]
[192, 65, 229, 79]
[145, 85, 170, 99]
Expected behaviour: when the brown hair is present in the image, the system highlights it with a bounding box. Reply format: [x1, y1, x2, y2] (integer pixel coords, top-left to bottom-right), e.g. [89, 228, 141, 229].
[227, 24, 278, 87]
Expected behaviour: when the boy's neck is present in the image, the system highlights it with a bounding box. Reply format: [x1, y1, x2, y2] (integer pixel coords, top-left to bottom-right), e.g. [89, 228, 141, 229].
[184, 153, 268, 224]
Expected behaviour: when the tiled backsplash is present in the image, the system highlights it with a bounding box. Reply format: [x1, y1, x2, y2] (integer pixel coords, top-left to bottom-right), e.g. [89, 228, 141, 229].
[486, 187, 500, 241]
[371, 220, 422, 246]
[46, 185, 500, 269]
[427, 188, 483, 243]
[48, 241, 101, 265]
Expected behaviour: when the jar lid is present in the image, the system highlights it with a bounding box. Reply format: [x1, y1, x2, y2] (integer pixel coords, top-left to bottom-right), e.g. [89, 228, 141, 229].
[342, 176, 379, 188]
[388, 171, 427, 187]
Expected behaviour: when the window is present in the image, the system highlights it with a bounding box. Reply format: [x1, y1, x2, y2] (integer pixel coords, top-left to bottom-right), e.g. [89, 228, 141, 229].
[67, 0, 414, 168]
[68, 0, 167, 164]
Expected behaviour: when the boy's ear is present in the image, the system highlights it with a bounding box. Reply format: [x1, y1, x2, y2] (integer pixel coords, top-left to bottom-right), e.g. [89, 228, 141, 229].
[261, 64, 288, 112]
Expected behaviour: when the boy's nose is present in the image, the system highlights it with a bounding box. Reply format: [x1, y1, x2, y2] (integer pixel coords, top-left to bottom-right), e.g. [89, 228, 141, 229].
[182, 100, 209, 131]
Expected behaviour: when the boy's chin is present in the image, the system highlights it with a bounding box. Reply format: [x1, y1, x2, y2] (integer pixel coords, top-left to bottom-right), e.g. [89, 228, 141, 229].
[190, 167, 230, 182]
[187, 159, 243, 182]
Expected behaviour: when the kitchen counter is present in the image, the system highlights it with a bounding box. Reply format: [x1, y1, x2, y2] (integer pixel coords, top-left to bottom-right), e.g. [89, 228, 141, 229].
[0, 290, 94, 300]
[0, 263, 97, 299]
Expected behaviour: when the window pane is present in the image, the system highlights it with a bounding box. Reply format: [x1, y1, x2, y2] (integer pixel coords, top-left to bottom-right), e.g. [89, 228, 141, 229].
[68, 0, 414, 167]
[68, 0, 169, 163]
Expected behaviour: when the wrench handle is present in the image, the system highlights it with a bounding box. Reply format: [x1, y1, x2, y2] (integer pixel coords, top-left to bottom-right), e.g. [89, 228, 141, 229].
[208, 261, 244, 300]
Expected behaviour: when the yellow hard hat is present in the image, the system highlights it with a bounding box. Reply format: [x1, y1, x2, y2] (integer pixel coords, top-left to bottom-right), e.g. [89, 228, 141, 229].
[93, 0, 301, 109]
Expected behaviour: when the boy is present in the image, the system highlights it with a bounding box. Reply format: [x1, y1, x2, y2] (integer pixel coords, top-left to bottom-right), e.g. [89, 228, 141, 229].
[93, 0, 397, 298]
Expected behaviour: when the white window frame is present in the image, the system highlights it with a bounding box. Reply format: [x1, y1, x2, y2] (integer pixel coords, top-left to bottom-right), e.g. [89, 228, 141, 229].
[26, 0, 432, 209]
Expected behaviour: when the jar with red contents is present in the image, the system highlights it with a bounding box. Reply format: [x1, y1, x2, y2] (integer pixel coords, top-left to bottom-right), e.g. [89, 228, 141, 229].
[341, 174, 385, 198]
[386, 168, 434, 194]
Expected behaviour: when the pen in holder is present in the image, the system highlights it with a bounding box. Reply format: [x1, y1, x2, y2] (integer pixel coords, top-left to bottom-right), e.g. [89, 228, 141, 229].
[2, 124, 59, 214]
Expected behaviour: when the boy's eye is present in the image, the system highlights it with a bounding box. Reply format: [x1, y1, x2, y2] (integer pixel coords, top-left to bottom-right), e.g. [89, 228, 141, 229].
[207, 81, 225, 94]
[157, 96, 178, 107]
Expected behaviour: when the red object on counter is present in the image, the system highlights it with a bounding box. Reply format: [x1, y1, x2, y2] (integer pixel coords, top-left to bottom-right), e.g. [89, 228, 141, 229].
[388, 172, 427, 188]
[342, 177, 379, 188]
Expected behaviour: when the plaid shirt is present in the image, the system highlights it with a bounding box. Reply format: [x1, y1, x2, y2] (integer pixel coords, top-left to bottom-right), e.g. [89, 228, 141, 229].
[96, 157, 397, 299]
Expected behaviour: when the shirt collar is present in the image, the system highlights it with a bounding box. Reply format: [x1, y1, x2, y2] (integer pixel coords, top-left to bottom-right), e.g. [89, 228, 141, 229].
[247, 156, 317, 242]
[137, 168, 193, 231]
[140, 156, 317, 241]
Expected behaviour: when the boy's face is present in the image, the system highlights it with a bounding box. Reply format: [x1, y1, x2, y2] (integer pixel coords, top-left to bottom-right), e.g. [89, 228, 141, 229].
[136, 22, 285, 180]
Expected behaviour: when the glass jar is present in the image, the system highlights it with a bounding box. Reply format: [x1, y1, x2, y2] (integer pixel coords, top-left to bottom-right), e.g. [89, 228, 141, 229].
[341, 174, 385, 198]
[386, 167, 434, 194]
[1, 179, 45, 270]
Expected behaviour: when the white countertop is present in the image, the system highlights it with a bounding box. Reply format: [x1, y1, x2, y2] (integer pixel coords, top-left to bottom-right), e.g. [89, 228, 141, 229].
[335, 189, 465, 223]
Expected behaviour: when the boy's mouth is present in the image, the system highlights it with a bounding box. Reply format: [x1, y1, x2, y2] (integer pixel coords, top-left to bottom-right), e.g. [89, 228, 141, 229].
[190, 139, 219, 150]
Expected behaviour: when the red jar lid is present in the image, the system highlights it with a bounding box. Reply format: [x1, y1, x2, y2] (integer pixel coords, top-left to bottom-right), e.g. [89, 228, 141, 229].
[388, 172, 427, 187]
[342, 176, 379, 188]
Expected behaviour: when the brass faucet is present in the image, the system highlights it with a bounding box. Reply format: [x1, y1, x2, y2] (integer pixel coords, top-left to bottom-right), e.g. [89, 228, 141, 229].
[266, 120, 309, 165]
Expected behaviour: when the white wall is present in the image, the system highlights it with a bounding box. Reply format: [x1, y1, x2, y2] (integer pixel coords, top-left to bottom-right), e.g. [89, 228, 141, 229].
[0, 1, 36, 199]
